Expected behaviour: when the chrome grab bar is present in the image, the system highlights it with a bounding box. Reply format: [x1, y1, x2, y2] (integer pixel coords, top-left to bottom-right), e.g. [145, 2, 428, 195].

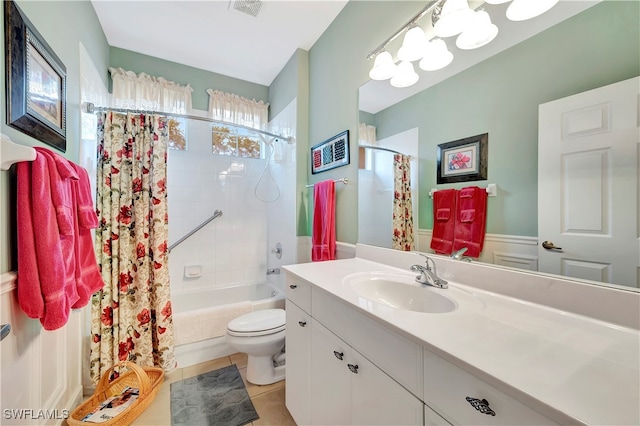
[1, 324, 11, 342]
[168, 209, 223, 253]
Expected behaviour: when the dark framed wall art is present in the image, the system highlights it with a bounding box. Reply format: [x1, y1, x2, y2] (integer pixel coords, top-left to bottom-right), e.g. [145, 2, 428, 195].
[311, 130, 350, 174]
[436, 133, 488, 184]
[5, 0, 67, 152]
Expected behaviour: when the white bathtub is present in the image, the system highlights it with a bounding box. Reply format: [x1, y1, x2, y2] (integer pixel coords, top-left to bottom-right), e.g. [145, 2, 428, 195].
[172, 282, 285, 368]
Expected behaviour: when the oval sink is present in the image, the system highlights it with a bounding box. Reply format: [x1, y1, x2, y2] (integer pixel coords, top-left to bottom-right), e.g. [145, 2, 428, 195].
[345, 272, 457, 313]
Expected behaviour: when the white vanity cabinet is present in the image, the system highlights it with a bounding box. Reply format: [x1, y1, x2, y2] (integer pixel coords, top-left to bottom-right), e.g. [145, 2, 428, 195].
[423, 350, 557, 425]
[285, 278, 313, 426]
[285, 300, 311, 425]
[310, 318, 424, 425]
[285, 274, 423, 425]
[284, 270, 562, 426]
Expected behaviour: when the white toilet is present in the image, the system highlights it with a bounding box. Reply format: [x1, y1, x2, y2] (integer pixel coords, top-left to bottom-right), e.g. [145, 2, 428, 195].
[226, 308, 286, 385]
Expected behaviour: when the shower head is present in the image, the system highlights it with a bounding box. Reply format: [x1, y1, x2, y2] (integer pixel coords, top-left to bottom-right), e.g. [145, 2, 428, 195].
[286, 136, 296, 145]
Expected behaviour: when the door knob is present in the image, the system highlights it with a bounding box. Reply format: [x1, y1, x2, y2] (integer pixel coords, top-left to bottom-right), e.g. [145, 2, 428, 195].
[541, 240, 562, 250]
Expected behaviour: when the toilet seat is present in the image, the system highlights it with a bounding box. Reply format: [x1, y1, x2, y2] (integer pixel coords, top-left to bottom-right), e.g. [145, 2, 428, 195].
[227, 309, 286, 337]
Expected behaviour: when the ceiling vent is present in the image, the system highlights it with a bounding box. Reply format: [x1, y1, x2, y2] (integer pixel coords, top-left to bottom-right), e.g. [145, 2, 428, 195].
[230, 0, 263, 18]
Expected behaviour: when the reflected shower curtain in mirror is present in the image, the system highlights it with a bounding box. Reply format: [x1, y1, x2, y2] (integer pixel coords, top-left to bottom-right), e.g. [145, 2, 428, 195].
[392, 154, 415, 251]
[90, 112, 176, 384]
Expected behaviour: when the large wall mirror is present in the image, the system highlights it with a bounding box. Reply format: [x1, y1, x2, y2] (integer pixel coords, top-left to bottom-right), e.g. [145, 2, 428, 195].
[357, 0, 639, 290]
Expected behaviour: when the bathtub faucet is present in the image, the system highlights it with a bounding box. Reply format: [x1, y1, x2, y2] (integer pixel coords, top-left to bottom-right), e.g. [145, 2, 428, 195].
[267, 268, 280, 275]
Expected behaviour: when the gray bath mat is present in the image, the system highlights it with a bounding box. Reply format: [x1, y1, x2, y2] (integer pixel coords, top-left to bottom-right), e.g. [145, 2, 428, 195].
[170, 364, 259, 426]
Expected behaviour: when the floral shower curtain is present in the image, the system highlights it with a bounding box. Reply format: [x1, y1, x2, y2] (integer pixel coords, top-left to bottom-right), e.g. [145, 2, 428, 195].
[392, 154, 415, 251]
[90, 112, 176, 384]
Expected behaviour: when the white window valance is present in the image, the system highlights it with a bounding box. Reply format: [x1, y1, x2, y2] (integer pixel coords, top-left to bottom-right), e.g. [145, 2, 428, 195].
[358, 123, 377, 146]
[109, 67, 193, 114]
[207, 89, 269, 130]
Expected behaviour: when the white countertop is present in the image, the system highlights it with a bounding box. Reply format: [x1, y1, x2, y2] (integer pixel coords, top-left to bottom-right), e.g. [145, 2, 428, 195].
[283, 256, 640, 426]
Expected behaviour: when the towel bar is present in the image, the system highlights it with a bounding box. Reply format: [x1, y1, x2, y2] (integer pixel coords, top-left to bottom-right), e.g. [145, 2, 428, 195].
[1, 133, 36, 170]
[429, 183, 497, 198]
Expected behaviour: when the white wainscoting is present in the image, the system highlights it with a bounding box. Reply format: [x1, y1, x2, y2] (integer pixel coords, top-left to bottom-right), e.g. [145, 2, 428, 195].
[1, 272, 83, 425]
[417, 230, 539, 271]
[296, 237, 356, 264]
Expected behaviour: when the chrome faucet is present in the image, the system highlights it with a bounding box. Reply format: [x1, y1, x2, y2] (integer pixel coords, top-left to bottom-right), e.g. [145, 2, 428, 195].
[410, 254, 448, 289]
[451, 247, 472, 262]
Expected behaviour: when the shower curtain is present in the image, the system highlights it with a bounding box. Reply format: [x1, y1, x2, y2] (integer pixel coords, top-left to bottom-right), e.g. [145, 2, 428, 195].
[90, 112, 176, 384]
[392, 154, 415, 251]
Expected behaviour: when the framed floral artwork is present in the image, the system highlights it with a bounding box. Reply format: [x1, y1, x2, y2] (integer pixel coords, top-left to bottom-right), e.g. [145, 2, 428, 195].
[436, 133, 488, 184]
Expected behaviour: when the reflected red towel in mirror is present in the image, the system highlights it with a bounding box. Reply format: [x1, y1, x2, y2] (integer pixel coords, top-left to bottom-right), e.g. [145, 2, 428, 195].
[430, 189, 457, 255]
[452, 186, 488, 258]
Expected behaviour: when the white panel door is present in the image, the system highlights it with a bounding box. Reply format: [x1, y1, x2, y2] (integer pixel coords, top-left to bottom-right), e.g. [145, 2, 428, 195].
[538, 77, 639, 287]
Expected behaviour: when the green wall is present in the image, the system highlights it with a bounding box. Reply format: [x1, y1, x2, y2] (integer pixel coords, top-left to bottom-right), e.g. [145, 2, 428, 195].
[109, 47, 269, 112]
[0, 0, 109, 273]
[307, 1, 423, 241]
[269, 48, 311, 236]
[309, 0, 639, 242]
[373, 1, 639, 237]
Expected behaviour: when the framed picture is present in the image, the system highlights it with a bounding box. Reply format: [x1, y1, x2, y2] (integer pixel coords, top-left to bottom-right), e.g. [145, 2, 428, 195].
[311, 130, 350, 174]
[5, 0, 67, 152]
[436, 133, 488, 184]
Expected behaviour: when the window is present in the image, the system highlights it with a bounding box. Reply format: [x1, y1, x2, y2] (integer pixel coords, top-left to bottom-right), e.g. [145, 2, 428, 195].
[212, 125, 261, 159]
[168, 118, 187, 150]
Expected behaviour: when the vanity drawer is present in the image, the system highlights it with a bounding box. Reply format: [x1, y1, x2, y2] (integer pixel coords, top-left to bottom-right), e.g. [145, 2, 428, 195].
[313, 287, 423, 398]
[286, 275, 312, 313]
[423, 351, 558, 425]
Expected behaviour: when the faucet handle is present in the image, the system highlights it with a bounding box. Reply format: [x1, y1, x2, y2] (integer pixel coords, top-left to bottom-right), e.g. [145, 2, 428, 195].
[413, 252, 433, 269]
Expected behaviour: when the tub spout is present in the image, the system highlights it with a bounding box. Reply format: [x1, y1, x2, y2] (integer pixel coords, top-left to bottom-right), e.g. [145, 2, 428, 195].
[267, 268, 280, 275]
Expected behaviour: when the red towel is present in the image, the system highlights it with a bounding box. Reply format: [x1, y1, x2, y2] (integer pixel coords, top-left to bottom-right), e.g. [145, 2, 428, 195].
[35, 147, 78, 236]
[70, 163, 104, 308]
[452, 186, 488, 258]
[17, 151, 78, 330]
[311, 180, 336, 262]
[16, 159, 45, 319]
[16, 148, 103, 330]
[430, 189, 457, 255]
[73, 164, 99, 229]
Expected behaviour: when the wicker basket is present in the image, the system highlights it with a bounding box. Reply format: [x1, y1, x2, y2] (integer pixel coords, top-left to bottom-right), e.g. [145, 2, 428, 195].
[68, 361, 164, 426]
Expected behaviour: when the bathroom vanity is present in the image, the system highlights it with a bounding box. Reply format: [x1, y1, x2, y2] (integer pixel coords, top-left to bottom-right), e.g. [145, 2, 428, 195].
[283, 244, 640, 426]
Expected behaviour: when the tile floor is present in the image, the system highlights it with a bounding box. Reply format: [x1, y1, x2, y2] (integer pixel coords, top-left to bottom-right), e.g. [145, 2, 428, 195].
[132, 353, 296, 426]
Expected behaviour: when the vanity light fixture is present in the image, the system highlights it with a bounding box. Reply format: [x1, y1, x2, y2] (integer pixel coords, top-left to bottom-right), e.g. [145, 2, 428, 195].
[397, 26, 428, 62]
[366, 0, 559, 89]
[390, 61, 420, 88]
[419, 39, 453, 71]
[368, 51, 398, 81]
[506, 0, 560, 22]
[456, 9, 498, 50]
[433, 0, 474, 38]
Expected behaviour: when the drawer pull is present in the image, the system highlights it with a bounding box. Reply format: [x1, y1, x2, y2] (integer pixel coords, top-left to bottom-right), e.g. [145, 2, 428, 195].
[289, 284, 298, 289]
[333, 351, 344, 360]
[465, 397, 496, 416]
[298, 321, 307, 327]
[347, 363, 359, 374]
